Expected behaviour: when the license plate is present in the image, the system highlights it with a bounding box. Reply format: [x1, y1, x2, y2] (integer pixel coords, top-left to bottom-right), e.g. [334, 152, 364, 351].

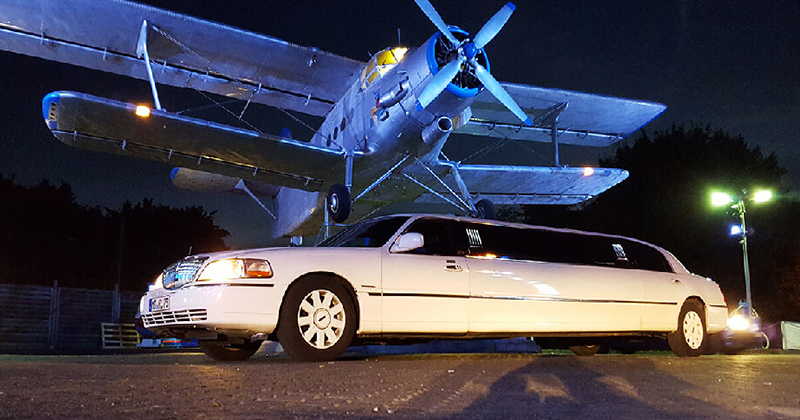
[150, 296, 170, 312]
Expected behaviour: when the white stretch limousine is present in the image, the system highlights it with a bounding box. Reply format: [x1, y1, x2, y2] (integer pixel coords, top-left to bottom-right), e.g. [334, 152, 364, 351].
[137, 214, 728, 361]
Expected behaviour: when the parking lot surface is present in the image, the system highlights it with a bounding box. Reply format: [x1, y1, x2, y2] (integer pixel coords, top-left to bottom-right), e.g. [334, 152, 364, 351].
[1, 351, 799, 419]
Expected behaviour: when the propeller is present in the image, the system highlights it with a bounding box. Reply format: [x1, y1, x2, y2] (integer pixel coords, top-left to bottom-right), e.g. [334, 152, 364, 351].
[414, 0, 532, 126]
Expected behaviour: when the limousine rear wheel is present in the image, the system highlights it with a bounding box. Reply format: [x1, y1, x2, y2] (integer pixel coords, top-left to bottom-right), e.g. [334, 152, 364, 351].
[277, 277, 356, 362]
[668, 300, 707, 357]
[569, 344, 601, 356]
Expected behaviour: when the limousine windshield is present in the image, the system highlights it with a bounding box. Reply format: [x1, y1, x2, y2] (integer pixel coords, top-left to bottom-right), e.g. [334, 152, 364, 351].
[317, 216, 410, 248]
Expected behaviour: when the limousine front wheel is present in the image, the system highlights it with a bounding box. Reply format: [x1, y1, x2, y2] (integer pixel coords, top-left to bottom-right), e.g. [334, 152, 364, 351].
[668, 300, 707, 357]
[199, 340, 262, 362]
[277, 277, 356, 362]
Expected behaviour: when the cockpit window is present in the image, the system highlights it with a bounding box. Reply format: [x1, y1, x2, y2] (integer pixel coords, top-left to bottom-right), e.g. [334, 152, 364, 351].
[360, 47, 408, 89]
[317, 216, 409, 248]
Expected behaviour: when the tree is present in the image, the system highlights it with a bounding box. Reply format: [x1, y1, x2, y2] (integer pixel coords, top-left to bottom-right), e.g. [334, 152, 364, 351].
[0, 175, 229, 291]
[111, 199, 230, 290]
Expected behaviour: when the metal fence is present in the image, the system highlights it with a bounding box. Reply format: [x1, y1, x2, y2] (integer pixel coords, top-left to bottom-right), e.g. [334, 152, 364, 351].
[0, 282, 141, 353]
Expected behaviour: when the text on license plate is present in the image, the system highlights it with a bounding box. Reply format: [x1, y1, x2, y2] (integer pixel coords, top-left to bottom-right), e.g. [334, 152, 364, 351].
[150, 296, 170, 312]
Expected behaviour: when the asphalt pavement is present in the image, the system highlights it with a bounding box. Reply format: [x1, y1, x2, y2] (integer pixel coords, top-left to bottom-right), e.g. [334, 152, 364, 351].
[1, 351, 798, 419]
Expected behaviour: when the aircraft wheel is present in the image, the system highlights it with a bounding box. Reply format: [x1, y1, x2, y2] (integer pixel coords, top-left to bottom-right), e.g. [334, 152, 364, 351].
[327, 183, 351, 223]
[474, 199, 496, 219]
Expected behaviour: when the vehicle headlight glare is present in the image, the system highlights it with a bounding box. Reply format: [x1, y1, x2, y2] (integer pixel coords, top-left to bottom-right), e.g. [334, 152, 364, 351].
[198, 259, 272, 282]
[148, 273, 164, 291]
[727, 315, 751, 331]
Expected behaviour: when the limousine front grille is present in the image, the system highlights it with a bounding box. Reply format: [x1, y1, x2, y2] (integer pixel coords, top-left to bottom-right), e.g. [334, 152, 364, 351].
[142, 309, 208, 327]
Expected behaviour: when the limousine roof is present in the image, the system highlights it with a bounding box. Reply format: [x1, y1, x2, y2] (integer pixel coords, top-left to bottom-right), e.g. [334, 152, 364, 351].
[391, 213, 692, 276]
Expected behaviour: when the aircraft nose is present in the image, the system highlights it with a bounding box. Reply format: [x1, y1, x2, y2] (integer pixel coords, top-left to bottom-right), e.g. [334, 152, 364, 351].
[463, 42, 478, 60]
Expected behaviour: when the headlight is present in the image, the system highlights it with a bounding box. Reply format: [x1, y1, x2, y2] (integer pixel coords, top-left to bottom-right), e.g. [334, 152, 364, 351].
[197, 258, 273, 282]
[727, 315, 751, 331]
[148, 273, 164, 291]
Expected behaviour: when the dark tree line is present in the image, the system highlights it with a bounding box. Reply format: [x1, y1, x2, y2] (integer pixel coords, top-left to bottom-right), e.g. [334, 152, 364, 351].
[507, 125, 799, 322]
[0, 176, 229, 291]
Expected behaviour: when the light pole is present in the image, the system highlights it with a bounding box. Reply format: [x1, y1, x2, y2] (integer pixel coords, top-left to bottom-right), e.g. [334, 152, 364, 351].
[710, 189, 773, 318]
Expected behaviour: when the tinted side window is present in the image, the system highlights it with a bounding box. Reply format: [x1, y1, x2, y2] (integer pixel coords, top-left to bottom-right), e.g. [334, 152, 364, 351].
[405, 219, 455, 256]
[622, 240, 673, 272]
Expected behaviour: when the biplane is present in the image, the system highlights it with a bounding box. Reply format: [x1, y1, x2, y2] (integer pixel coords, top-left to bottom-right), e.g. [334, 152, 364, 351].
[0, 0, 666, 239]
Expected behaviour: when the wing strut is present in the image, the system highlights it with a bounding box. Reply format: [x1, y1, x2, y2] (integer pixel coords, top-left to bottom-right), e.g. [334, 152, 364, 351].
[136, 20, 162, 110]
[352, 154, 411, 203]
[537, 102, 568, 166]
[234, 180, 276, 220]
[419, 159, 476, 214]
[552, 121, 560, 167]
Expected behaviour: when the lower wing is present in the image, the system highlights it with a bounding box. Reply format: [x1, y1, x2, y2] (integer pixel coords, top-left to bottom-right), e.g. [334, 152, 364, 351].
[42, 91, 346, 193]
[413, 163, 629, 206]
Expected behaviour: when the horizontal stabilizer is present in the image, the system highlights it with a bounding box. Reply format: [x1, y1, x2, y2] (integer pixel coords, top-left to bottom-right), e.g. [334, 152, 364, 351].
[43, 91, 345, 192]
[414, 164, 629, 205]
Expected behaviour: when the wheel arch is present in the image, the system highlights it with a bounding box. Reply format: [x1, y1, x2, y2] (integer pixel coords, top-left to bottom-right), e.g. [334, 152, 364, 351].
[685, 295, 708, 316]
[676, 295, 708, 332]
[277, 271, 361, 330]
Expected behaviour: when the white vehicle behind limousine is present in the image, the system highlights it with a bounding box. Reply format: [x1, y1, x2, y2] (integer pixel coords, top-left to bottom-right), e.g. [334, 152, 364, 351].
[137, 214, 728, 361]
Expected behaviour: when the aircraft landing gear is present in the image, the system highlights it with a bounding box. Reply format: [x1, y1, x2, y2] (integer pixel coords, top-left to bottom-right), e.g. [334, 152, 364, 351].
[473, 198, 496, 220]
[326, 183, 351, 223]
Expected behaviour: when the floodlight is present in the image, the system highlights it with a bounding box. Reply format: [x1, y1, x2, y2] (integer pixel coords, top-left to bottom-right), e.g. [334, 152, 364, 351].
[730, 225, 742, 236]
[753, 190, 773, 203]
[711, 192, 733, 207]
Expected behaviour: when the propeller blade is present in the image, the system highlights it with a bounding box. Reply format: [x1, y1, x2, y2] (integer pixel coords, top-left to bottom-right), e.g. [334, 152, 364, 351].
[414, 0, 458, 45]
[473, 2, 516, 49]
[473, 63, 532, 126]
[416, 56, 465, 109]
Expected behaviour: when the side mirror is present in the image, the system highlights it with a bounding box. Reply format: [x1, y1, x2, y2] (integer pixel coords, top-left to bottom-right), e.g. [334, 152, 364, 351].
[390, 232, 424, 253]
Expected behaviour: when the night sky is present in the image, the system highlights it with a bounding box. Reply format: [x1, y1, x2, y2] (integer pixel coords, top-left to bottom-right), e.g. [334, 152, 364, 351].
[1, 1, 798, 247]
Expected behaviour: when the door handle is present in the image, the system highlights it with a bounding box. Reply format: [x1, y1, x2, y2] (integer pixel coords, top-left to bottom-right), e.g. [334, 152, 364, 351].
[444, 260, 462, 272]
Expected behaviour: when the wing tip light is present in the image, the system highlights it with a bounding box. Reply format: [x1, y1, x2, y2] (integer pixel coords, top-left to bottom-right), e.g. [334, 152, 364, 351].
[135, 105, 151, 118]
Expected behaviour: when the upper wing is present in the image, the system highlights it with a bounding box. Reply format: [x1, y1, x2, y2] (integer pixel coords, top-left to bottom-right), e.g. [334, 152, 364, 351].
[0, 0, 363, 116]
[44, 91, 346, 192]
[458, 82, 666, 147]
[412, 163, 629, 206]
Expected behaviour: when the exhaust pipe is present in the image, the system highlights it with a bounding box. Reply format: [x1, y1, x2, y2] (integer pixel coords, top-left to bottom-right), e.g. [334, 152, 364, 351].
[421, 116, 453, 145]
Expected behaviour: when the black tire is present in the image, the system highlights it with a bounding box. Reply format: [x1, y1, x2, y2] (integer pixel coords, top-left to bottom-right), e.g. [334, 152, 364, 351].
[276, 276, 357, 362]
[199, 340, 261, 362]
[569, 344, 601, 356]
[474, 199, 496, 219]
[326, 183, 351, 223]
[668, 300, 707, 357]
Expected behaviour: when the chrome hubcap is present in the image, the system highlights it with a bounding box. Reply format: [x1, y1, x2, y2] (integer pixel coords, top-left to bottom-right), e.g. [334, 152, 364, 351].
[683, 311, 704, 349]
[297, 289, 345, 349]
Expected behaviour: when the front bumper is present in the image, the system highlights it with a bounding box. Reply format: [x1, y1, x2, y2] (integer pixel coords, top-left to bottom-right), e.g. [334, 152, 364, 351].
[139, 283, 283, 338]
